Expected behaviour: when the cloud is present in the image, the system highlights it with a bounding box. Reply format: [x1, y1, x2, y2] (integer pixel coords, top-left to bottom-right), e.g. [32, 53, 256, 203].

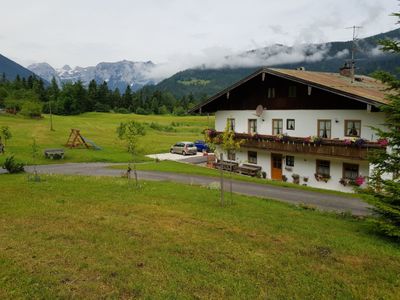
[143, 43, 332, 82]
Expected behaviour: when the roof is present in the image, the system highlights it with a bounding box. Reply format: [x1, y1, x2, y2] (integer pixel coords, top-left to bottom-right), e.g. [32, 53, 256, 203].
[189, 67, 390, 113]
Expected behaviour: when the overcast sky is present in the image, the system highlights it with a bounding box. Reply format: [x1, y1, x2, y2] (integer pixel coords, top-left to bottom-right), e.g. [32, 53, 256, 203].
[0, 0, 398, 70]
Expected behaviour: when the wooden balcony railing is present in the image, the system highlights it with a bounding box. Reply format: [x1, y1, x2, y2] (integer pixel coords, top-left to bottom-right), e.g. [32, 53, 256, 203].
[207, 131, 386, 160]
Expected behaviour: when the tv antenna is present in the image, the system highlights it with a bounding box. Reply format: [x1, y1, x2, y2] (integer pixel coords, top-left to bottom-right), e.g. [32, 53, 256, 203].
[345, 25, 362, 82]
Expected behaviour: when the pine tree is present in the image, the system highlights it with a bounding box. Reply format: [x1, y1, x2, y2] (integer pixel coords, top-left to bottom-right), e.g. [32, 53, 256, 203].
[364, 13, 400, 239]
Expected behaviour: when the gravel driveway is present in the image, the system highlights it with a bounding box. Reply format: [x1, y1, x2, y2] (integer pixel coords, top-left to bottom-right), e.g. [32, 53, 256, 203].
[10, 162, 373, 216]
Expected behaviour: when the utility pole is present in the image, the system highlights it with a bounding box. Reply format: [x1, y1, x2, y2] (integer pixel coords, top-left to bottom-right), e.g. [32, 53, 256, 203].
[345, 25, 362, 83]
[49, 100, 54, 131]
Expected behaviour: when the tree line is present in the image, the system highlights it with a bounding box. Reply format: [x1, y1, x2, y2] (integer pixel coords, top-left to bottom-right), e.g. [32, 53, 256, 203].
[0, 74, 201, 116]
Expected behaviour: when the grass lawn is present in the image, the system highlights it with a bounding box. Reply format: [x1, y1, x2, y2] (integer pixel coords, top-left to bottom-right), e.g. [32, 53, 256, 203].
[112, 160, 358, 197]
[0, 112, 212, 165]
[0, 174, 399, 299]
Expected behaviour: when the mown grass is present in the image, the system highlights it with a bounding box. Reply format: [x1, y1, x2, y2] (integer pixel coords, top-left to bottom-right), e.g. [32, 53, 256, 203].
[0, 112, 212, 165]
[112, 160, 359, 197]
[0, 174, 399, 299]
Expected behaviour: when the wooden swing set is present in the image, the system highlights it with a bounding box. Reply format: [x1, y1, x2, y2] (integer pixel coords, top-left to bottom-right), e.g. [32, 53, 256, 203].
[65, 129, 89, 148]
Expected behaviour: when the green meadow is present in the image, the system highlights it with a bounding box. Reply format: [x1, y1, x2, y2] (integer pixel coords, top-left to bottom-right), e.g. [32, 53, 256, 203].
[0, 112, 212, 164]
[0, 174, 399, 299]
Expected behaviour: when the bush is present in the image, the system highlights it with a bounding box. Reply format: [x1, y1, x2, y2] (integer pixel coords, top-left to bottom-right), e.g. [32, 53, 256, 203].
[94, 102, 111, 112]
[20, 101, 43, 118]
[2, 156, 25, 173]
[136, 107, 149, 115]
[114, 107, 130, 114]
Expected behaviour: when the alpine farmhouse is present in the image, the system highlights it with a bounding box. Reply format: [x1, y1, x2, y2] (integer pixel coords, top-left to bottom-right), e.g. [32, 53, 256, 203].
[190, 66, 389, 192]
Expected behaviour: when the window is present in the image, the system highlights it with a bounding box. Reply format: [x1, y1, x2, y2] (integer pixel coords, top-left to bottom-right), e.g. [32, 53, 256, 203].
[345, 120, 361, 137]
[272, 119, 283, 135]
[227, 150, 236, 161]
[248, 151, 257, 164]
[316, 160, 330, 177]
[288, 86, 297, 98]
[286, 155, 295, 167]
[343, 163, 359, 180]
[248, 119, 257, 135]
[287, 119, 295, 130]
[318, 120, 331, 138]
[267, 87, 276, 98]
[227, 118, 235, 131]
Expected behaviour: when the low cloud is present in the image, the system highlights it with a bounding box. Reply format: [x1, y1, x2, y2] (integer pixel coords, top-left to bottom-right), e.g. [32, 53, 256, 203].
[144, 43, 332, 82]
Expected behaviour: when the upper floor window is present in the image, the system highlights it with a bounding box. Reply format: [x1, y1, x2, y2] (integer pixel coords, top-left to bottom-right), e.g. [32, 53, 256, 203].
[316, 160, 330, 177]
[267, 87, 276, 98]
[272, 119, 283, 135]
[287, 119, 295, 130]
[248, 151, 257, 164]
[248, 119, 257, 135]
[318, 120, 331, 139]
[345, 120, 361, 137]
[288, 86, 297, 98]
[227, 118, 235, 131]
[343, 163, 359, 180]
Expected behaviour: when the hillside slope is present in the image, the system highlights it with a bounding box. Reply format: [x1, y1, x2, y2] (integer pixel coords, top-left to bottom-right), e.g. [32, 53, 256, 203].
[0, 53, 39, 80]
[150, 28, 400, 99]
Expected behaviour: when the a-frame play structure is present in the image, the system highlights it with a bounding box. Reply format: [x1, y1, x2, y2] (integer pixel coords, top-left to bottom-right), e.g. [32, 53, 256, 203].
[65, 129, 89, 148]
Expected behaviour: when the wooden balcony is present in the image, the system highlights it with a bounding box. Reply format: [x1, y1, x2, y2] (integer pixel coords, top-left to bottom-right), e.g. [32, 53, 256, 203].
[209, 131, 386, 160]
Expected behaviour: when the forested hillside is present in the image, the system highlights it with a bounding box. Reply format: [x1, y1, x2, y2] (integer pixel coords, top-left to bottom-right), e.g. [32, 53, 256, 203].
[149, 29, 400, 99]
[0, 76, 197, 116]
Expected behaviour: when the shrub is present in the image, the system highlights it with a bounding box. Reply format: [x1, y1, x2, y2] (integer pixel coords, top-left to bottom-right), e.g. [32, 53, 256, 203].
[114, 107, 130, 114]
[94, 102, 111, 112]
[2, 155, 25, 173]
[20, 101, 43, 118]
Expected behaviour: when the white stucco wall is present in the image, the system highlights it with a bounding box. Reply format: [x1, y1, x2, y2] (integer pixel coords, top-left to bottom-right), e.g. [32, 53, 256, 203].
[216, 145, 369, 192]
[215, 110, 386, 141]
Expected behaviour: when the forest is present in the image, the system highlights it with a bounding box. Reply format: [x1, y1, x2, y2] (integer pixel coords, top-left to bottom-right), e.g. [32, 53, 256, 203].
[0, 73, 202, 117]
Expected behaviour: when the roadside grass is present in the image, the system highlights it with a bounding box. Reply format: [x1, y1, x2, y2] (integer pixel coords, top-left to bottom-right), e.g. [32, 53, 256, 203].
[0, 174, 399, 298]
[0, 112, 212, 165]
[111, 160, 359, 197]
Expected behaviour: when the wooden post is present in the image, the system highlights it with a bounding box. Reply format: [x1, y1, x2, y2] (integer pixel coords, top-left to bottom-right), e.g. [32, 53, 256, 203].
[49, 101, 54, 131]
[220, 153, 224, 206]
[133, 163, 138, 187]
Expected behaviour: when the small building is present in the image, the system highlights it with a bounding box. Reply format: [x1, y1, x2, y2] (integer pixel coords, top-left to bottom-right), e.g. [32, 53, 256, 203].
[190, 67, 389, 192]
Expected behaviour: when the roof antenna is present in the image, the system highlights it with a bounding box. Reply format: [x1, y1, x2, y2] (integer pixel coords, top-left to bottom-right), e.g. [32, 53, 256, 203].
[345, 25, 362, 83]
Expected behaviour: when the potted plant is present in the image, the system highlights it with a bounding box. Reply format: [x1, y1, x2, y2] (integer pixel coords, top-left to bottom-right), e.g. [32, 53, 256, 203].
[314, 173, 331, 183]
[292, 173, 300, 184]
[339, 178, 349, 186]
[311, 136, 323, 146]
[261, 171, 267, 179]
[354, 138, 366, 148]
[282, 175, 288, 182]
[377, 138, 388, 146]
[303, 176, 309, 183]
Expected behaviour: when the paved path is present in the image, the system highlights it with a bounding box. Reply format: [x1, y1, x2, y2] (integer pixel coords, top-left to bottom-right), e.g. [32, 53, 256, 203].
[16, 163, 372, 216]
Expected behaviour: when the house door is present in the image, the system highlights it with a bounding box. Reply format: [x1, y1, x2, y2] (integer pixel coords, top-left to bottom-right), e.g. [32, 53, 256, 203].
[271, 153, 283, 180]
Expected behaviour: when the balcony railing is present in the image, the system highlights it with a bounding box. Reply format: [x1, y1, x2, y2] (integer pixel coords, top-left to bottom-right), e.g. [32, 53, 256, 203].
[206, 130, 386, 160]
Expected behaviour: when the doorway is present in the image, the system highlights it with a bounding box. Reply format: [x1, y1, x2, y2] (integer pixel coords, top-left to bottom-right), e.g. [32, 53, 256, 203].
[271, 153, 283, 180]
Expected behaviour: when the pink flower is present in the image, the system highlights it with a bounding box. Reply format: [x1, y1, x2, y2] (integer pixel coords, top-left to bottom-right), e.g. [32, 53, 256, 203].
[378, 138, 388, 146]
[355, 176, 365, 186]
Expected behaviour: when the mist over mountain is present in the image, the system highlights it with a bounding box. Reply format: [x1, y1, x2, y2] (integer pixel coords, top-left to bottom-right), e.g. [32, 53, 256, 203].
[148, 28, 400, 99]
[3, 28, 399, 99]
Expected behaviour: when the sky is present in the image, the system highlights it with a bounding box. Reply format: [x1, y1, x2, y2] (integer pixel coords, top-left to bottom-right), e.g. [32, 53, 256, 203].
[0, 0, 399, 76]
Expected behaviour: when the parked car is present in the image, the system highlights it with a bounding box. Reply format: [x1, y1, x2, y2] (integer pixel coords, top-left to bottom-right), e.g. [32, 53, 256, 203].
[193, 140, 209, 152]
[170, 142, 198, 155]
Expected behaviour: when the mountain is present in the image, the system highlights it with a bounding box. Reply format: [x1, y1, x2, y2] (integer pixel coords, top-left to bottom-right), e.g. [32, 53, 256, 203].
[0, 53, 39, 81]
[28, 60, 156, 91]
[150, 28, 400, 99]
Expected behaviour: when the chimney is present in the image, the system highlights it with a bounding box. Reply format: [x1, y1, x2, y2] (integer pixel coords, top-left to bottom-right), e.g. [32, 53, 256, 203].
[339, 62, 352, 77]
[339, 62, 356, 83]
